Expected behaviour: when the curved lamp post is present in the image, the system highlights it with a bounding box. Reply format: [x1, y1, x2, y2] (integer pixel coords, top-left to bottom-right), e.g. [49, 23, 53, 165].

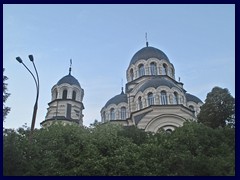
[16, 55, 39, 141]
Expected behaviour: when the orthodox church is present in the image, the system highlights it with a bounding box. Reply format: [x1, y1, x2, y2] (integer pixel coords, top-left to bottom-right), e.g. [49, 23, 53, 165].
[101, 41, 203, 133]
[40, 39, 203, 133]
[41, 64, 84, 127]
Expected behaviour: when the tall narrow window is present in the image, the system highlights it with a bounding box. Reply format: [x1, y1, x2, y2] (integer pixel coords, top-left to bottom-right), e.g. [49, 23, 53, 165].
[138, 96, 143, 110]
[150, 62, 157, 75]
[72, 91, 76, 100]
[162, 64, 168, 75]
[110, 108, 115, 120]
[181, 96, 184, 104]
[66, 103, 71, 119]
[161, 91, 168, 105]
[173, 92, 178, 104]
[148, 92, 154, 106]
[130, 69, 134, 81]
[63, 89, 67, 99]
[138, 64, 145, 77]
[171, 68, 174, 78]
[103, 111, 106, 122]
[54, 90, 58, 100]
[120, 107, 126, 120]
[189, 105, 195, 116]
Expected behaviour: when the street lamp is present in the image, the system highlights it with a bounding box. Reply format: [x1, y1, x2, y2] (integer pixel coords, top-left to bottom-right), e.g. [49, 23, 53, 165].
[16, 55, 39, 141]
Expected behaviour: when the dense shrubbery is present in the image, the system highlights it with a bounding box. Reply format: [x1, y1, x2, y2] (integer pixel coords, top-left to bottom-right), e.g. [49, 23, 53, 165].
[3, 122, 235, 176]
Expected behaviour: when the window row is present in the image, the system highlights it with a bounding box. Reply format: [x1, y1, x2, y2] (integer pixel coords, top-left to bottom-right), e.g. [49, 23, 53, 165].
[102, 107, 127, 121]
[129, 62, 174, 81]
[53, 89, 77, 101]
[137, 91, 180, 109]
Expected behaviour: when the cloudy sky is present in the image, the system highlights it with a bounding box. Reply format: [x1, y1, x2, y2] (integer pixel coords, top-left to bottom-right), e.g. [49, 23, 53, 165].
[3, 4, 235, 129]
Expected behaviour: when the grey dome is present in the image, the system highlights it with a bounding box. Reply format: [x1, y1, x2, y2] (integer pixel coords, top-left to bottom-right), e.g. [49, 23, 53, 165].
[186, 93, 203, 104]
[138, 77, 181, 92]
[130, 46, 170, 65]
[105, 92, 128, 107]
[57, 74, 80, 87]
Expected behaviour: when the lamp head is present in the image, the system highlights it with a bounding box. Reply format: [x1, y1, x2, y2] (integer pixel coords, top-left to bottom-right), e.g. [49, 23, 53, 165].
[16, 57, 23, 63]
[28, 55, 34, 62]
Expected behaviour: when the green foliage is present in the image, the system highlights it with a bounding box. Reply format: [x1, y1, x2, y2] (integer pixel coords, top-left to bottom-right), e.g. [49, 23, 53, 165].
[3, 122, 235, 176]
[3, 68, 11, 121]
[197, 86, 235, 128]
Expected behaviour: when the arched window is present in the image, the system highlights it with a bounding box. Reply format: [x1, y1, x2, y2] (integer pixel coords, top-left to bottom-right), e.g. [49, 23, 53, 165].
[54, 89, 58, 100]
[171, 68, 174, 78]
[110, 108, 115, 120]
[160, 91, 168, 105]
[120, 107, 126, 120]
[62, 89, 68, 99]
[173, 92, 178, 104]
[130, 69, 134, 81]
[166, 129, 173, 134]
[150, 62, 157, 75]
[103, 111, 106, 122]
[181, 96, 184, 104]
[138, 64, 145, 77]
[138, 96, 143, 110]
[148, 92, 154, 106]
[189, 105, 194, 111]
[189, 105, 195, 116]
[162, 64, 168, 75]
[72, 91, 76, 100]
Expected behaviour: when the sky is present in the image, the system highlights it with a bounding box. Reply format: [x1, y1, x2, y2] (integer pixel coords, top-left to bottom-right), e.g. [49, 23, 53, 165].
[3, 4, 235, 129]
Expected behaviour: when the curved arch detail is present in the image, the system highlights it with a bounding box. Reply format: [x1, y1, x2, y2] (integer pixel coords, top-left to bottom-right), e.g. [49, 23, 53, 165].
[145, 114, 186, 133]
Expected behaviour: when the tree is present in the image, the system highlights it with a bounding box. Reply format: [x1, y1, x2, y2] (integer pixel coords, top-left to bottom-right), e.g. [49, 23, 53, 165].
[3, 122, 235, 176]
[197, 86, 235, 128]
[89, 119, 101, 128]
[160, 122, 235, 176]
[3, 68, 11, 121]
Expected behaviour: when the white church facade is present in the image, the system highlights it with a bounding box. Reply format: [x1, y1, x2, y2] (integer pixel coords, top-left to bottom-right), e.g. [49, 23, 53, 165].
[101, 42, 203, 133]
[40, 41, 203, 133]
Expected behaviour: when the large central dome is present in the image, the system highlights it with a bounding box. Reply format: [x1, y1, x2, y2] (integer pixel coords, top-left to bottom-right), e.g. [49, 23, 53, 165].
[130, 46, 170, 65]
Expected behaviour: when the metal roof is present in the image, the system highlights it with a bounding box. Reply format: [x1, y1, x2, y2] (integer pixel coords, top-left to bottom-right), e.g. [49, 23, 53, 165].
[104, 91, 128, 107]
[130, 46, 170, 65]
[138, 77, 181, 92]
[186, 93, 203, 103]
[57, 74, 80, 87]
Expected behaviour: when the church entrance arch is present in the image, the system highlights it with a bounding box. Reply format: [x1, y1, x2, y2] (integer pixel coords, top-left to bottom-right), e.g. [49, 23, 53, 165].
[145, 114, 186, 133]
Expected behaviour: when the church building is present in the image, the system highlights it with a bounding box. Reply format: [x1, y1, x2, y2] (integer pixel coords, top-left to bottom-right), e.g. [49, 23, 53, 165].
[41, 64, 84, 127]
[101, 41, 203, 133]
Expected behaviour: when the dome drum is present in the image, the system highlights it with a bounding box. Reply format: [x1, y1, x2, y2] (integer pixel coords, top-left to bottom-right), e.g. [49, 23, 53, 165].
[127, 59, 175, 82]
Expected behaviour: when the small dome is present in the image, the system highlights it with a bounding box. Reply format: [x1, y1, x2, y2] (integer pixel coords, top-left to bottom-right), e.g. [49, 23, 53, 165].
[138, 76, 180, 93]
[57, 74, 80, 87]
[104, 92, 128, 108]
[130, 46, 170, 65]
[186, 93, 203, 104]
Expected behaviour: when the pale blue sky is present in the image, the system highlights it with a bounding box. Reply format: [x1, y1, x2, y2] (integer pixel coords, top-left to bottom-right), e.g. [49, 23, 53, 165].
[3, 4, 235, 129]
